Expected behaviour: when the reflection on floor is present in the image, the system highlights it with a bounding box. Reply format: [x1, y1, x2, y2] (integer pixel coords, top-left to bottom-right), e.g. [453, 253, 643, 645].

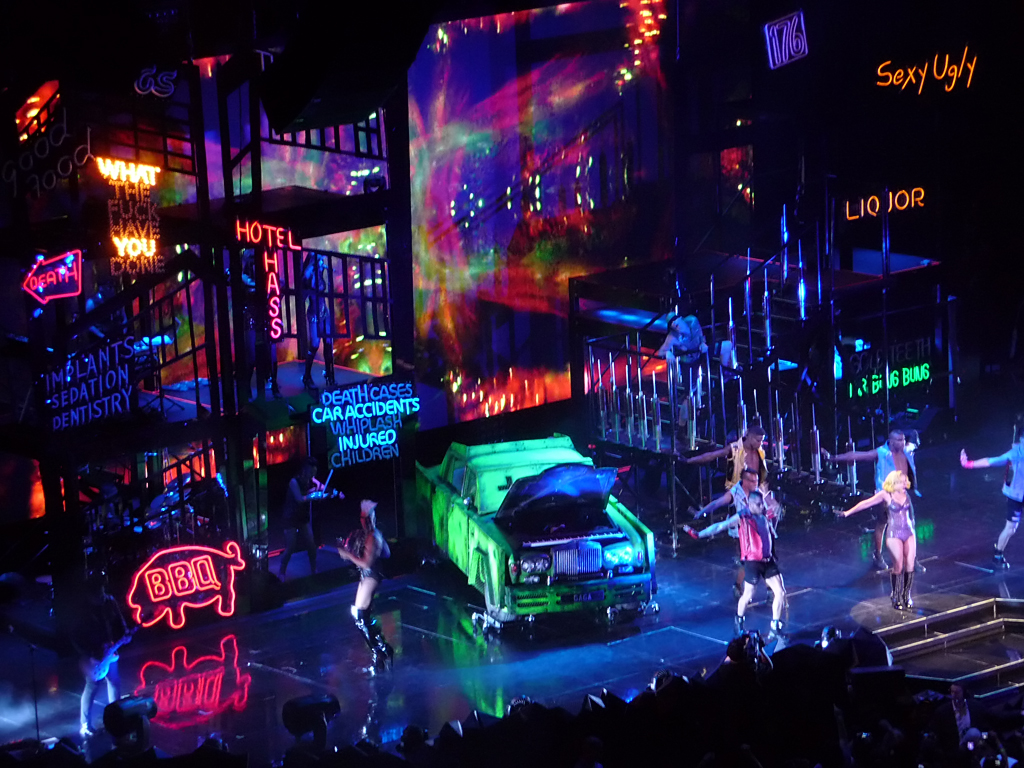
[4, 424, 1024, 764]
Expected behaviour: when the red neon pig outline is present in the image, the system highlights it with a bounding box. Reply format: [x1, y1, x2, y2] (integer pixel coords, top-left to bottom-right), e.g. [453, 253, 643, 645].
[127, 541, 245, 630]
[134, 634, 252, 728]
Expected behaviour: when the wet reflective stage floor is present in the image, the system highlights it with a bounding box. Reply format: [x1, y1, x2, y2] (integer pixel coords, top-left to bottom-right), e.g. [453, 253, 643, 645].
[3, 424, 1024, 764]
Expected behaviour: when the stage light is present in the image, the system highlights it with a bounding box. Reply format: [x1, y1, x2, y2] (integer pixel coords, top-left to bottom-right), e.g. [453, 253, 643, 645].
[103, 695, 156, 740]
[505, 695, 533, 717]
[281, 694, 340, 750]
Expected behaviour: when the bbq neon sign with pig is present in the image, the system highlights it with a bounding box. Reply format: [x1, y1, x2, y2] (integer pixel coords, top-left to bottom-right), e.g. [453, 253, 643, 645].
[126, 542, 246, 630]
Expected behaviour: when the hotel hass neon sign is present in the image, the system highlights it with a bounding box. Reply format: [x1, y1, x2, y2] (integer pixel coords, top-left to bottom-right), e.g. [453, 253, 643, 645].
[236, 218, 300, 341]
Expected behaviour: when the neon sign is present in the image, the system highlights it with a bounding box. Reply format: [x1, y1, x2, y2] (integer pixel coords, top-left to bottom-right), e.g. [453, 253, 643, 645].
[763, 11, 808, 70]
[845, 188, 924, 220]
[849, 363, 931, 399]
[235, 219, 301, 250]
[134, 67, 177, 99]
[95, 157, 163, 275]
[23, 250, 82, 304]
[126, 541, 245, 630]
[314, 381, 419, 468]
[235, 219, 300, 341]
[876, 46, 977, 95]
[44, 336, 134, 431]
[134, 635, 251, 729]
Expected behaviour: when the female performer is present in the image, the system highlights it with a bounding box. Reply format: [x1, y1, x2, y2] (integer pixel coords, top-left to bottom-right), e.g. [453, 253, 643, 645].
[338, 500, 393, 673]
[836, 470, 916, 610]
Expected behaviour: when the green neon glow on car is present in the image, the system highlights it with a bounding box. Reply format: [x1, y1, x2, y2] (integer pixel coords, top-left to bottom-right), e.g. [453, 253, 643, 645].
[416, 435, 656, 623]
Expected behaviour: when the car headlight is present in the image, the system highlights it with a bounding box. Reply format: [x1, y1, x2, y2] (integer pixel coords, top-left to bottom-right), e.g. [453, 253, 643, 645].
[519, 553, 550, 574]
[603, 543, 634, 567]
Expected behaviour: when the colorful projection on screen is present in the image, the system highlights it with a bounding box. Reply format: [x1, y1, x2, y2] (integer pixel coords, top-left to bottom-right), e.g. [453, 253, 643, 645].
[409, 1, 669, 427]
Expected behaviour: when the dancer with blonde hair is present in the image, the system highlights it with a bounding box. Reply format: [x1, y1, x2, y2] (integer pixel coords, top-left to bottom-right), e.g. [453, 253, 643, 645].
[836, 470, 917, 610]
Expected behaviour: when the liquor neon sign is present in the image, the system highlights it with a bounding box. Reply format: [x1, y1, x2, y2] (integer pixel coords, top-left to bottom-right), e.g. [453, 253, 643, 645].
[236, 219, 300, 341]
[134, 635, 251, 729]
[845, 187, 925, 220]
[126, 541, 245, 630]
[23, 250, 82, 304]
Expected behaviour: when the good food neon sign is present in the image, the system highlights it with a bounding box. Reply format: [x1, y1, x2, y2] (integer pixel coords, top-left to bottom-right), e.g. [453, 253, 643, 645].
[126, 541, 245, 630]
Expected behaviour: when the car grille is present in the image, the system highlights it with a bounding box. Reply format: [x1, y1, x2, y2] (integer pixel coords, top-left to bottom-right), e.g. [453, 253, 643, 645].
[552, 541, 602, 577]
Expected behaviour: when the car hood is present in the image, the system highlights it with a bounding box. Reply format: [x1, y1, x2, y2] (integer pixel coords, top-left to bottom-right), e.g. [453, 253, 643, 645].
[496, 464, 617, 519]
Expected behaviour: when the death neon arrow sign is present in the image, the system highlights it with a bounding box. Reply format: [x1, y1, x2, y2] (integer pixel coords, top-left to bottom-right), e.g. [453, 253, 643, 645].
[23, 250, 83, 304]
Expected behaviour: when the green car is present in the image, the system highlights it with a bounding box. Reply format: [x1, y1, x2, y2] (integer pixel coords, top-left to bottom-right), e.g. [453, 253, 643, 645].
[416, 435, 657, 626]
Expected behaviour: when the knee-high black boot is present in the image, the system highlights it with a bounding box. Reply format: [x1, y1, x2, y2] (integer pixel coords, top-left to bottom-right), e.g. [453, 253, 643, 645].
[890, 572, 904, 610]
[303, 353, 316, 388]
[902, 570, 915, 610]
[352, 608, 393, 672]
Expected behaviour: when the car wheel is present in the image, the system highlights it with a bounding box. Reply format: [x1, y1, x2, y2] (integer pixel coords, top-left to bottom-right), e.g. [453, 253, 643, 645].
[483, 569, 515, 625]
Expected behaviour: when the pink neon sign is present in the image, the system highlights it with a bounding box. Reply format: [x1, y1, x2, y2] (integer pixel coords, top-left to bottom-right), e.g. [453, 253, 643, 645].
[126, 541, 245, 630]
[22, 250, 82, 304]
[235, 219, 299, 341]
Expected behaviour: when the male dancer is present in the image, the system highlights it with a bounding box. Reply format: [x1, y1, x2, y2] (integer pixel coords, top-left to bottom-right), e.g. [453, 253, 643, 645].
[656, 297, 708, 425]
[302, 251, 335, 389]
[686, 426, 768, 594]
[684, 424, 768, 488]
[338, 500, 393, 673]
[823, 429, 919, 570]
[960, 416, 1024, 568]
[684, 480, 786, 641]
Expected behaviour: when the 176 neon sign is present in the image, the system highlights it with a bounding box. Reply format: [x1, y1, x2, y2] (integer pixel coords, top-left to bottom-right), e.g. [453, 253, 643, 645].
[127, 542, 245, 630]
[236, 219, 300, 341]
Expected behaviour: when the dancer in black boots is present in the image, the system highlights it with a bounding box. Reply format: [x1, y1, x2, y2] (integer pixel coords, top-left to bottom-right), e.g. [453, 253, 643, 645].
[338, 500, 393, 673]
[836, 471, 917, 610]
[302, 252, 335, 389]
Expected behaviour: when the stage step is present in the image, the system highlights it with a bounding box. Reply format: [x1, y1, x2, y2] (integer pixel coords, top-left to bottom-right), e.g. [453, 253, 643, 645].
[876, 598, 1024, 698]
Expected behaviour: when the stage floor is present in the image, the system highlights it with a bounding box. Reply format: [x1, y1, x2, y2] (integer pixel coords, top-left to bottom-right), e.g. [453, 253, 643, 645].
[2, 421, 1024, 764]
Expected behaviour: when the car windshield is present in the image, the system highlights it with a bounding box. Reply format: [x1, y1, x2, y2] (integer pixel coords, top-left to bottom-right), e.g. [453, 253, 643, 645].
[495, 464, 617, 535]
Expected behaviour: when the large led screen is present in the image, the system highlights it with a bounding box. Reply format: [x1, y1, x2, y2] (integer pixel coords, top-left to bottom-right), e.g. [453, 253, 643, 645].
[409, 1, 671, 428]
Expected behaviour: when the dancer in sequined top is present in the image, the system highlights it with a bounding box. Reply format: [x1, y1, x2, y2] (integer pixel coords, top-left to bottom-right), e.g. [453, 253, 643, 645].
[836, 471, 917, 611]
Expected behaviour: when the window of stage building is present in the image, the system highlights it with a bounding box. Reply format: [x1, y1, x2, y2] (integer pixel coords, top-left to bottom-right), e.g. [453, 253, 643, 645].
[409, 1, 673, 428]
[0, 453, 46, 524]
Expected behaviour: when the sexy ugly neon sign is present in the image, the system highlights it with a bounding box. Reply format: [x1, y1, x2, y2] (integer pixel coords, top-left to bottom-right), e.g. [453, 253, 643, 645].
[134, 635, 252, 729]
[126, 541, 245, 630]
[236, 219, 301, 341]
[23, 250, 82, 304]
[876, 45, 977, 95]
